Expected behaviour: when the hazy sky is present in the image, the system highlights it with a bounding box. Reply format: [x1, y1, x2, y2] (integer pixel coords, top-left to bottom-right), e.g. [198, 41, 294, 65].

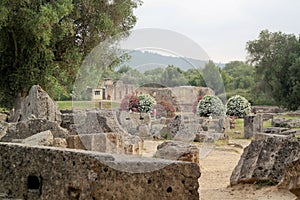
[134, 0, 300, 63]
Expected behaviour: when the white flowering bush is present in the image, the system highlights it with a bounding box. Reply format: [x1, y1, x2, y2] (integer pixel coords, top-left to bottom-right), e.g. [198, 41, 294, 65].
[138, 94, 157, 113]
[197, 95, 226, 117]
[226, 95, 251, 118]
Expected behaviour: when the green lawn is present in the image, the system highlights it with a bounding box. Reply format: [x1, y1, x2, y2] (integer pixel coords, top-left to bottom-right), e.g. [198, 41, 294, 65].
[274, 115, 300, 120]
[56, 101, 120, 110]
[227, 118, 244, 139]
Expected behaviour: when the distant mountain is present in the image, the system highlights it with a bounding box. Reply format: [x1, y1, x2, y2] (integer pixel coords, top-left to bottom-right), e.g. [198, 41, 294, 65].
[121, 50, 209, 72]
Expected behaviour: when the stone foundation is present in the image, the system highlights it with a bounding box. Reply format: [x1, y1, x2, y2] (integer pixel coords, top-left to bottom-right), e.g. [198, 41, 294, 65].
[0, 142, 201, 200]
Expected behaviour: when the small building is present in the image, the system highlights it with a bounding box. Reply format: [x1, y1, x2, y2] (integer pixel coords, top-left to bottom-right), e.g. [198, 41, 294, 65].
[92, 88, 105, 100]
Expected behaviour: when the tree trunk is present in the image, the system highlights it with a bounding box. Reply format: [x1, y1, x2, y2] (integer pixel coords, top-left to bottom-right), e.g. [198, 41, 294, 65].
[11, 90, 27, 122]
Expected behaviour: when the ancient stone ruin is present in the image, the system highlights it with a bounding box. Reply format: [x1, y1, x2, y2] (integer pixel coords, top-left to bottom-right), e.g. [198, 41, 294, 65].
[230, 136, 300, 186]
[0, 142, 201, 200]
[0, 85, 202, 199]
[154, 141, 199, 164]
[243, 114, 263, 139]
[14, 85, 61, 123]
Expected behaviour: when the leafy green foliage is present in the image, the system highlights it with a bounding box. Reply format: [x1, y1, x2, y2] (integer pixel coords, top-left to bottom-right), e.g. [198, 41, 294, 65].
[160, 65, 187, 87]
[183, 68, 206, 87]
[226, 95, 251, 118]
[223, 61, 255, 91]
[246, 30, 300, 110]
[197, 95, 226, 117]
[0, 0, 141, 108]
[202, 61, 225, 95]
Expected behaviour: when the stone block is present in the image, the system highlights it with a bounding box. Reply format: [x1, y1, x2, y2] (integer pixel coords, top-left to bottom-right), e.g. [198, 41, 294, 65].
[155, 141, 199, 164]
[0, 119, 69, 142]
[278, 159, 300, 198]
[0, 143, 201, 200]
[16, 85, 61, 123]
[230, 137, 300, 186]
[244, 114, 263, 139]
[53, 138, 67, 148]
[22, 130, 54, 146]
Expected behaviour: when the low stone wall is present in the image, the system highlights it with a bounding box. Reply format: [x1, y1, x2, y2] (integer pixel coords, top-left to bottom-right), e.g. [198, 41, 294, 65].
[0, 143, 201, 200]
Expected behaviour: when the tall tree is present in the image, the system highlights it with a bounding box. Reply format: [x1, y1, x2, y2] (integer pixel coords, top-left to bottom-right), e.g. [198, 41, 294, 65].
[161, 65, 187, 87]
[223, 61, 255, 90]
[202, 60, 225, 95]
[184, 68, 206, 87]
[0, 0, 141, 118]
[246, 30, 300, 110]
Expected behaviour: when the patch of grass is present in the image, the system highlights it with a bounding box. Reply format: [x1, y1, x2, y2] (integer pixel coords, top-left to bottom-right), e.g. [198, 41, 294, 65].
[227, 118, 244, 139]
[57, 101, 120, 110]
[215, 139, 229, 146]
[236, 118, 244, 126]
[263, 119, 272, 128]
[254, 180, 278, 189]
[274, 115, 300, 120]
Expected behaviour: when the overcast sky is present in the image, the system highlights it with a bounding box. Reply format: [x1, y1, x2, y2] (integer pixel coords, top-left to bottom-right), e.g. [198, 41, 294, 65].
[134, 0, 300, 63]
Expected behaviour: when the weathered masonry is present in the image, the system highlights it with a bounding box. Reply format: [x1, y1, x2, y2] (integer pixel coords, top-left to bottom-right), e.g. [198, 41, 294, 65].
[0, 143, 201, 200]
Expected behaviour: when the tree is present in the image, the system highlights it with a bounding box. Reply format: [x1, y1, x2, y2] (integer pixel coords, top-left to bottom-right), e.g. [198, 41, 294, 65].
[0, 0, 141, 119]
[202, 61, 225, 95]
[161, 65, 187, 87]
[223, 61, 255, 90]
[246, 30, 300, 110]
[184, 68, 206, 87]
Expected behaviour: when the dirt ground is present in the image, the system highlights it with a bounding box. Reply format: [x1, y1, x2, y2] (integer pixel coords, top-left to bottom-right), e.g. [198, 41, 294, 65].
[142, 140, 297, 200]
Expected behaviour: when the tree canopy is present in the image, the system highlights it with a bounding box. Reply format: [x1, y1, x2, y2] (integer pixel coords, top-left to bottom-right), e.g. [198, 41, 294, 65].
[0, 0, 141, 110]
[246, 30, 300, 110]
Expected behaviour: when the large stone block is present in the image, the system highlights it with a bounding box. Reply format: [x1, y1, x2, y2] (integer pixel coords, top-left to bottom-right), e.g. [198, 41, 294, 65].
[0, 119, 69, 142]
[66, 110, 145, 155]
[0, 143, 201, 200]
[272, 118, 300, 128]
[117, 111, 151, 136]
[155, 141, 199, 165]
[17, 85, 61, 123]
[278, 159, 300, 198]
[22, 130, 54, 146]
[230, 136, 300, 186]
[244, 114, 263, 139]
[0, 121, 9, 140]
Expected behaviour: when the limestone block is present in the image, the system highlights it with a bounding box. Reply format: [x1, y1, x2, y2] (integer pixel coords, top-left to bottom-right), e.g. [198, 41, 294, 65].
[244, 115, 263, 139]
[0, 121, 9, 140]
[19, 85, 61, 123]
[254, 133, 293, 140]
[124, 134, 144, 155]
[22, 130, 53, 146]
[53, 138, 67, 148]
[230, 137, 300, 186]
[117, 111, 151, 135]
[278, 159, 300, 198]
[272, 118, 300, 128]
[0, 143, 201, 200]
[0, 119, 69, 142]
[66, 135, 86, 150]
[155, 141, 199, 164]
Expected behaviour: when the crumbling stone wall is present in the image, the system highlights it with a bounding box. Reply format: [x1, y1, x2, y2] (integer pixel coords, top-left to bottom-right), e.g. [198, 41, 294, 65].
[0, 143, 201, 200]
